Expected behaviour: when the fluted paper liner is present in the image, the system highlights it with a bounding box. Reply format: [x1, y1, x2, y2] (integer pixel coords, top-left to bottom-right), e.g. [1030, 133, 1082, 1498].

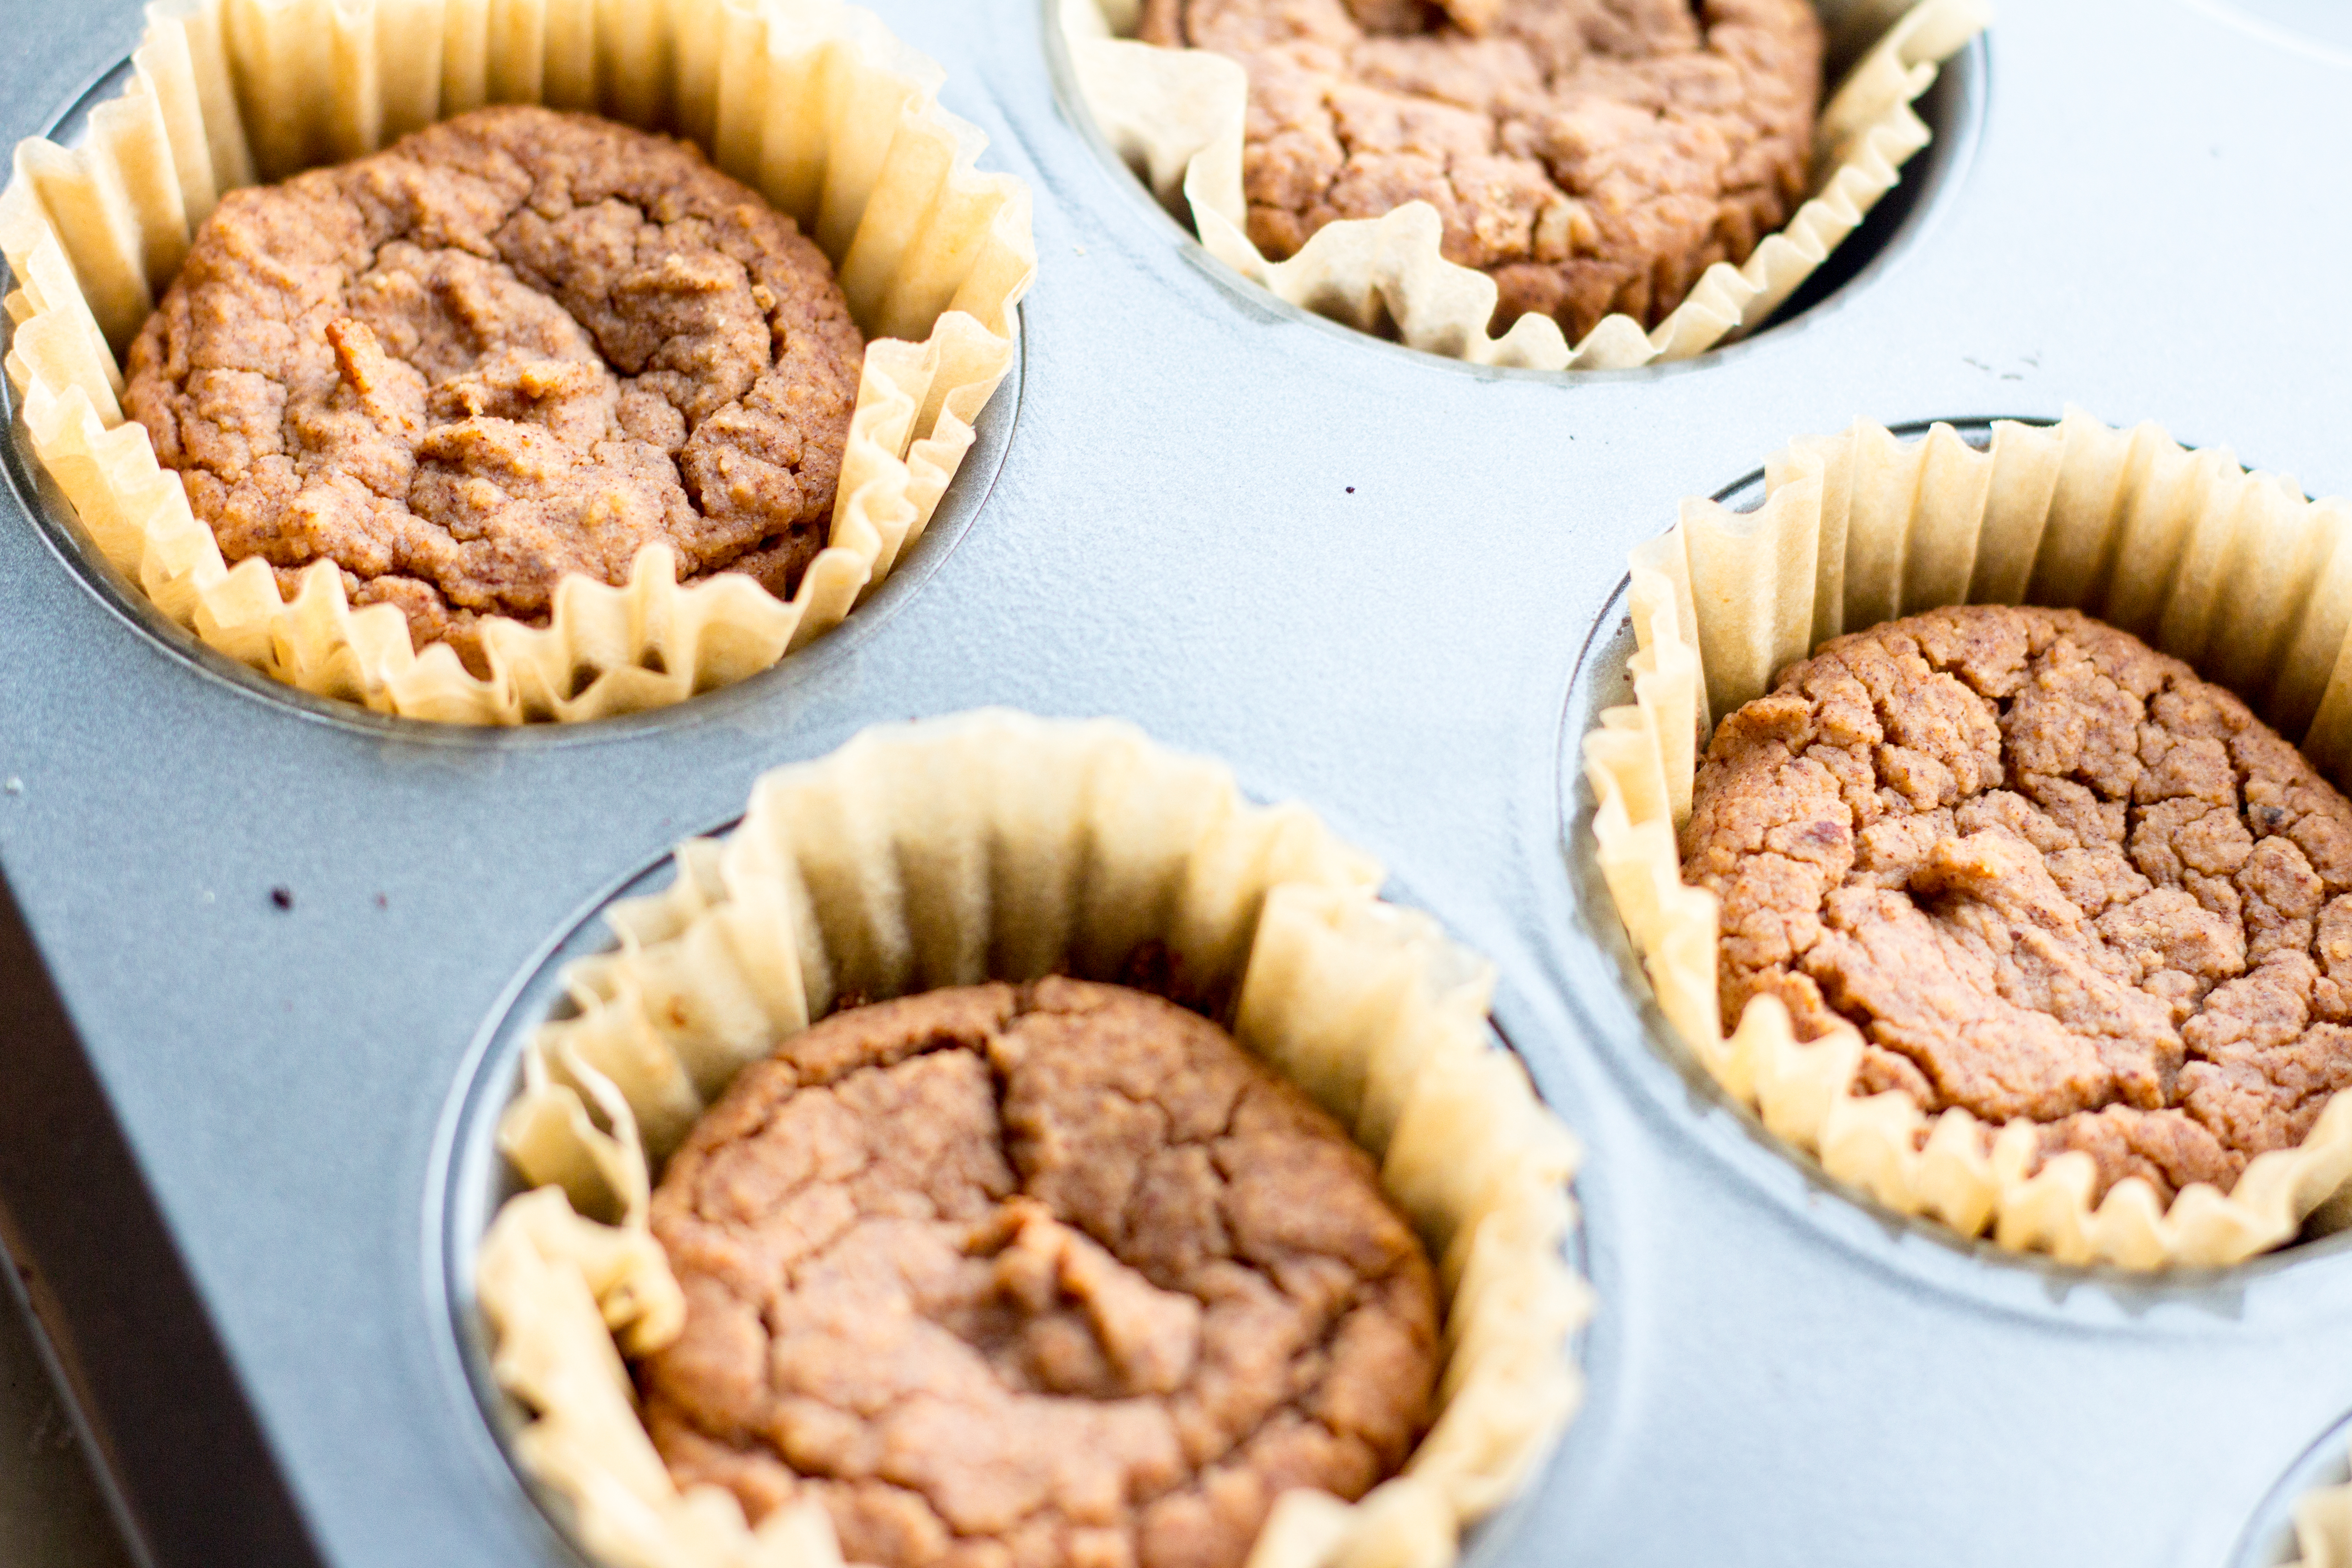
[1060, 0, 1987, 369]
[1583, 411, 2352, 1268]
[2287, 1456, 2352, 1568]
[0, 0, 1035, 725]
[476, 710, 1588, 1568]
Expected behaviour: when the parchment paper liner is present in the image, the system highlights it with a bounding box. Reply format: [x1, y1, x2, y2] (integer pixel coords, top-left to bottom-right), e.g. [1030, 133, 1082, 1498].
[2287, 1455, 2352, 1568]
[475, 710, 1588, 1568]
[1058, 0, 1987, 370]
[1582, 410, 2352, 1269]
[0, 0, 1036, 724]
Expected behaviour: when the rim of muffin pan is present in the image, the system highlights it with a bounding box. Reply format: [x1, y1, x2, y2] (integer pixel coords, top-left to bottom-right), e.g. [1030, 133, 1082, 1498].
[2188, 0, 2352, 68]
[0, 55, 1024, 748]
[1036, 1, 1990, 384]
[422, 805, 1591, 1566]
[1548, 414, 2352, 1313]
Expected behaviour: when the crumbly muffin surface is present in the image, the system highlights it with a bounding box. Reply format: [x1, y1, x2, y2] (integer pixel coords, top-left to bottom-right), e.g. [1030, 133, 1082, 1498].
[1142, 0, 1822, 342]
[638, 978, 1439, 1568]
[124, 106, 863, 671]
[1681, 605, 2352, 1204]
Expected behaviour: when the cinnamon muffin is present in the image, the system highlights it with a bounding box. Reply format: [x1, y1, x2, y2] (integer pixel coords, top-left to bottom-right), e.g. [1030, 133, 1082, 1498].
[122, 105, 864, 674]
[1681, 605, 2352, 1206]
[637, 978, 1440, 1568]
[1141, 0, 1823, 342]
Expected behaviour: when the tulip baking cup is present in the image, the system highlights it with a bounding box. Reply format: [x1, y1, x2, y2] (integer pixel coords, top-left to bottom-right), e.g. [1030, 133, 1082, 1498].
[474, 711, 1586, 1568]
[1583, 411, 2352, 1268]
[1059, 0, 1986, 370]
[1, 0, 1034, 723]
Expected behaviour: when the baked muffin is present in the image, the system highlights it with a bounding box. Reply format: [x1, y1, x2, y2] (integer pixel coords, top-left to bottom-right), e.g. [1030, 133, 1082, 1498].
[636, 979, 1440, 1568]
[479, 712, 1580, 1564]
[122, 105, 864, 676]
[1682, 604, 2352, 1206]
[1140, 0, 1824, 342]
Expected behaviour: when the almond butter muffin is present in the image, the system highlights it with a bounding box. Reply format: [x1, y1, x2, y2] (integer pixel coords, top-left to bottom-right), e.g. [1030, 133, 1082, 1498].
[1682, 606, 2352, 1205]
[122, 106, 863, 673]
[1140, 0, 1823, 341]
[636, 978, 1440, 1568]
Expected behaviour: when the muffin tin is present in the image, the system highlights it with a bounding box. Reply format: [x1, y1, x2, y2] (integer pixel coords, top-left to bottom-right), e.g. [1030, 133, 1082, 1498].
[5, 0, 2352, 1565]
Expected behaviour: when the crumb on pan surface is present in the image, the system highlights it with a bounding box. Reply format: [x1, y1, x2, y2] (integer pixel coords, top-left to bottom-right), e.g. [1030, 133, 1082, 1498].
[122, 106, 864, 676]
[1681, 605, 2352, 1205]
[1142, 0, 1823, 342]
[638, 978, 1440, 1568]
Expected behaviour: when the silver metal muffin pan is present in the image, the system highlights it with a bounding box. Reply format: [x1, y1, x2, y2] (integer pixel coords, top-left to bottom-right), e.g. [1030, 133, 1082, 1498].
[5, 0, 2352, 1563]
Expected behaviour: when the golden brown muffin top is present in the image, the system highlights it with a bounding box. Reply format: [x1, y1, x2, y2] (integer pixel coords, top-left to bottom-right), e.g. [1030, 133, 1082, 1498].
[1145, 0, 1822, 341]
[1682, 605, 2352, 1204]
[124, 106, 863, 673]
[638, 978, 1440, 1568]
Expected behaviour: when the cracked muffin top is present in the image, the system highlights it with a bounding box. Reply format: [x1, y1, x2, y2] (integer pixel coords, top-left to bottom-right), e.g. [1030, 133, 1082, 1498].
[637, 978, 1440, 1568]
[1141, 0, 1823, 343]
[123, 106, 863, 675]
[1681, 606, 2352, 1206]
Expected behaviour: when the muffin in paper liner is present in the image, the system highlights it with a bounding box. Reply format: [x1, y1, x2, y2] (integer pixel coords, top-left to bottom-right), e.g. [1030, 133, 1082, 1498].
[1057, 0, 1987, 371]
[0, 0, 1035, 724]
[1580, 410, 2352, 1269]
[474, 710, 1589, 1568]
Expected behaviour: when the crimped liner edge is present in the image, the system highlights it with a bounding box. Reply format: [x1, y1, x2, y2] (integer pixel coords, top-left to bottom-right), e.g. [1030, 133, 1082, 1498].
[1, 0, 1036, 724]
[2286, 1459, 2352, 1568]
[478, 710, 1590, 1568]
[1582, 411, 2352, 1269]
[1058, 0, 1988, 370]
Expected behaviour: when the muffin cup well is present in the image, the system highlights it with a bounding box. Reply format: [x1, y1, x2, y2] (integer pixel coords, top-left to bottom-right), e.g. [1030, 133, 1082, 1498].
[477, 710, 1588, 1568]
[1581, 411, 2352, 1268]
[0, 0, 1034, 724]
[1058, 0, 1987, 370]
